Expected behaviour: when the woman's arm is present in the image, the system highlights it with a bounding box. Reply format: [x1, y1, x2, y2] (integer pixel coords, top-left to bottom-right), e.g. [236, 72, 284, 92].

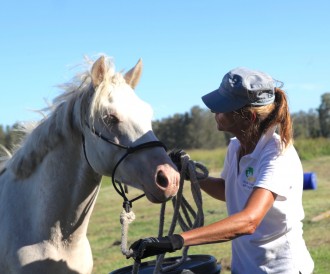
[199, 176, 226, 201]
[128, 187, 277, 260]
[181, 187, 277, 246]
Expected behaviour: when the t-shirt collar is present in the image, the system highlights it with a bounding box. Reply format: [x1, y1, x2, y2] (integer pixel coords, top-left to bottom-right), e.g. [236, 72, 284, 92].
[249, 126, 277, 159]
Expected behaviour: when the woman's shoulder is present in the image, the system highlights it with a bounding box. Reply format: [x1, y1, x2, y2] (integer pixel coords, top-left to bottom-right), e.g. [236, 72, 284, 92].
[228, 137, 240, 150]
[260, 133, 299, 162]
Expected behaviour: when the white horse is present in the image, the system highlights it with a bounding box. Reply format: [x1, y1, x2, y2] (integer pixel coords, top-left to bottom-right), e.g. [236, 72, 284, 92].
[0, 56, 180, 274]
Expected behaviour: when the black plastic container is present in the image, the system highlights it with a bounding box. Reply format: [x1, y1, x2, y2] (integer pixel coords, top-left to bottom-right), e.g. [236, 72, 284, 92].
[110, 254, 221, 274]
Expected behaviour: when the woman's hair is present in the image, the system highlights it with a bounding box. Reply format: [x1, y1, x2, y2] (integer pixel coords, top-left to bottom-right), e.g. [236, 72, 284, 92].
[237, 88, 293, 149]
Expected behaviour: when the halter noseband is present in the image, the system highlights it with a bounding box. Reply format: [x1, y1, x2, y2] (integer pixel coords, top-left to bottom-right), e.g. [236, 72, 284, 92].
[82, 121, 167, 212]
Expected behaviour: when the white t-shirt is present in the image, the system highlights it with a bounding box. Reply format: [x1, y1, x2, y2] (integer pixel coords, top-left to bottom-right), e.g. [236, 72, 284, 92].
[221, 128, 314, 274]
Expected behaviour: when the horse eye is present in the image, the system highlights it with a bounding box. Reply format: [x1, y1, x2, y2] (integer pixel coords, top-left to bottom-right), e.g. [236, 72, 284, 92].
[103, 114, 119, 125]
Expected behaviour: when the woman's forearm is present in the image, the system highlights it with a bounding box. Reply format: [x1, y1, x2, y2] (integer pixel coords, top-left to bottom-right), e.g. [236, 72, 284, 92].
[199, 176, 226, 201]
[181, 210, 254, 246]
[181, 187, 277, 247]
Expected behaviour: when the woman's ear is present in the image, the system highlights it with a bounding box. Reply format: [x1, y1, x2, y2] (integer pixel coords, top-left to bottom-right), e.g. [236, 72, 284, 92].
[251, 111, 257, 122]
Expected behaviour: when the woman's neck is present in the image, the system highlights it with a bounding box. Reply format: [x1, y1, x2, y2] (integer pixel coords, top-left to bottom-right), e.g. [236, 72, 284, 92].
[236, 130, 261, 159]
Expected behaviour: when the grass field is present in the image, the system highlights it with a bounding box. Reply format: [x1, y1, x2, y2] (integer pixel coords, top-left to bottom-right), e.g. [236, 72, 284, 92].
[88, 152, 330, 274]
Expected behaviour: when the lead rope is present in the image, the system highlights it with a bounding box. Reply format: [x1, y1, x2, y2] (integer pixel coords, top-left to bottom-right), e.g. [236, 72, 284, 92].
[119, 153, 208, 274]
[119, 210, 141, 274]
[154, 154, 208, 273]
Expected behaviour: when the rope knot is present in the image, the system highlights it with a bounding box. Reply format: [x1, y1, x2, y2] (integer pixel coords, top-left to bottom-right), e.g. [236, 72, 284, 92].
[120, 209, 136, 225]
[120, 209, 136, 258]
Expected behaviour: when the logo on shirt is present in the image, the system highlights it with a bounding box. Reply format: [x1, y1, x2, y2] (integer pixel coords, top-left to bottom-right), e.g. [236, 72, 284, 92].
[245, 167, 256, 183]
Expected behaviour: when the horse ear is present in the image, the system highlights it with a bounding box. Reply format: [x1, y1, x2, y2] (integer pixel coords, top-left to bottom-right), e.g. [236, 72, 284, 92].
[124, 59, 143, 89]
[91, 56, 106, 88]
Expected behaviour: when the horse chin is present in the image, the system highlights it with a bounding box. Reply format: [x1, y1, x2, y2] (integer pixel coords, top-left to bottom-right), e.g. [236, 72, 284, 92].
[144, 191, 173, 204]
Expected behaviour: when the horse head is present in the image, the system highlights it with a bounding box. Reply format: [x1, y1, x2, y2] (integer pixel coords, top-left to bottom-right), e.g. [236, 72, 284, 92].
[81, 56, 180, 203]
[0, 55, 181, 274]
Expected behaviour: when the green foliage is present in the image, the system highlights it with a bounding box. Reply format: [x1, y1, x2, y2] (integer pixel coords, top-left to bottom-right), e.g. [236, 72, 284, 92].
[153, 105, 227, 150]
[318, 92, 330, 138]
[292, 109, 321, 138]
[188, 147, 227, 173]
[153, 112, 192, 149]
[295, 138, 330, 160]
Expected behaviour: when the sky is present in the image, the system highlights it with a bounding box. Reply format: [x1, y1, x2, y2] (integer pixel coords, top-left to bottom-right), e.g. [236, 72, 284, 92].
[1, 0, 330, 127]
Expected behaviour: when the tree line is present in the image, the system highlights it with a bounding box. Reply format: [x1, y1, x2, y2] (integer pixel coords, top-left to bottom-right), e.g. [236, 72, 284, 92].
[1, 93, 330, 151]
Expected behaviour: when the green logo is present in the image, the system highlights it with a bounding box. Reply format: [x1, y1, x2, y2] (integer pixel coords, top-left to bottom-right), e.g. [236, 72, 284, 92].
[245, 167, 254, 177]
[245, 167, 256, 183]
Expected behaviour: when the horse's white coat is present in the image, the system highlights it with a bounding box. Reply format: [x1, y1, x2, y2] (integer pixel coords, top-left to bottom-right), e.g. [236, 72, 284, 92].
[0, 56, 179, 274]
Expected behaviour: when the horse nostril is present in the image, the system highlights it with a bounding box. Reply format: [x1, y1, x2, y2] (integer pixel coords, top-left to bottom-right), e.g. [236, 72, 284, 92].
[156, 170, 169, 189]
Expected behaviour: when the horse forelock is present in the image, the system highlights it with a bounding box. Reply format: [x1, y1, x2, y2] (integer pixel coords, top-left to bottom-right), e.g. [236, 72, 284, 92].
[56, 57, 126, 126]
[7, 56, 125, 179]
[89, 72, 126, 124]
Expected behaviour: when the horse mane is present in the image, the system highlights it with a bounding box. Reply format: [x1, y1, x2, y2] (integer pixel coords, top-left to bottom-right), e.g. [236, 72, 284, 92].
[6, 56, 125, 179]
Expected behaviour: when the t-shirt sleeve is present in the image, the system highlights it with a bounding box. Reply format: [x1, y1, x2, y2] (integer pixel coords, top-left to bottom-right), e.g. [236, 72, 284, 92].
[254, 145, 302, 199]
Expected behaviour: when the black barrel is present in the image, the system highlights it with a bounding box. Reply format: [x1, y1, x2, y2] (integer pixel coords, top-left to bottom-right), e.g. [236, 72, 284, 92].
[110, 254, 221, 274]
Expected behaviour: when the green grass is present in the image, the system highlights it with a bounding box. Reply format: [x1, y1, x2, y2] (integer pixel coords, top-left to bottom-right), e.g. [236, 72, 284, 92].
[188, 147, 227, 172]
[298, 157, 330, 273]
[295, 138, 330, 160]
[88, 152, 330, 273]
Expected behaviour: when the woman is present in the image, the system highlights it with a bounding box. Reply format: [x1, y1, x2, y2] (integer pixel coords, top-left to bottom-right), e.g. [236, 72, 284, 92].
[130, 67, 314, 273]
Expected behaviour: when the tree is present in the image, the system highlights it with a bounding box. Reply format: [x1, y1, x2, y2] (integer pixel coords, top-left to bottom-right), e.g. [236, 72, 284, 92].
[153, 113, 192, 149]
[318, 93, 330, 138]
[187, 106, 227, 149]
[292, 109, 320, 139]
[153, 106, 227, 150]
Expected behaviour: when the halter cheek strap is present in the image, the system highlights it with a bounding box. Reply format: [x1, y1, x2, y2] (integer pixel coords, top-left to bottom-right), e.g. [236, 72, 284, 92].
[82, 122, 167, 212]
[110, 141, 167, 212]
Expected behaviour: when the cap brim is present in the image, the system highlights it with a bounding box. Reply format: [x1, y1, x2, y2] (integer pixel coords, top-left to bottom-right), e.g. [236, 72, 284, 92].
[202, 88, 247, 113]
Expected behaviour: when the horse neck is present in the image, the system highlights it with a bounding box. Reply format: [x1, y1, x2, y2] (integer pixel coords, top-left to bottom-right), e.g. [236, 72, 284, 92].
[33, 131, 102, 242]
[12, 98, 103, 242]
[46, 113, 101, 235]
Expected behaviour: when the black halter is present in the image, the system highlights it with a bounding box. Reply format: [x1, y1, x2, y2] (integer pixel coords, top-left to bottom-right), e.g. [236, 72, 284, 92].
[82, 122, 167, 212]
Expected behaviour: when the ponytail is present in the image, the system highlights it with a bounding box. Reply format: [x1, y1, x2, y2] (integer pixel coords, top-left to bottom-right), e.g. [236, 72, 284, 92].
[274, 88, 293, 148]
[239, 88, 293, 150]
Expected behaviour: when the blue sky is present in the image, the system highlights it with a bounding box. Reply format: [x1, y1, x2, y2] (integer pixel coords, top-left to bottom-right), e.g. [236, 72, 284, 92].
[1, 0, 329, 127]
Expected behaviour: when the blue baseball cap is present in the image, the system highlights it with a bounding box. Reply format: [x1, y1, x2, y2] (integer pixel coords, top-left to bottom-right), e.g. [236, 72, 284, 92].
[202, 67, 275, 113]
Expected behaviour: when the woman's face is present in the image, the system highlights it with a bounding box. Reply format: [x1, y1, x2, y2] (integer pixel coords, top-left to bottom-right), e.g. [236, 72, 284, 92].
[214, 111, 246, 135]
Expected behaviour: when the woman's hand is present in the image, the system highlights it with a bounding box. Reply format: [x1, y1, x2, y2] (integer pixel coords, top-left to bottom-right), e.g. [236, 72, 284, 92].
[168, 149, 190, 180]
[128, 234, 184, 260]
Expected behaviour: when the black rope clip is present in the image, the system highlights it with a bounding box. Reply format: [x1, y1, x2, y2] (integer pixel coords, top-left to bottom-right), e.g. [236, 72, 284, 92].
[123, 200, 132, 213]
